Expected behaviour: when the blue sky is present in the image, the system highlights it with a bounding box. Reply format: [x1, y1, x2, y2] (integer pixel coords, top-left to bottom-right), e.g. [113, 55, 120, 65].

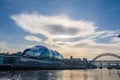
[0, 0, 120, 59]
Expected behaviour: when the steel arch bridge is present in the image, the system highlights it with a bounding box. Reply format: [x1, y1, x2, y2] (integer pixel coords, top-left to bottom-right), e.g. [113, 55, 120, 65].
[90, 53, 120, 64]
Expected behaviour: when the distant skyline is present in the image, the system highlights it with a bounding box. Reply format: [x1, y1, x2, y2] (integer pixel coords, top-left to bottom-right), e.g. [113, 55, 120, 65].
[0, 0, 120, 59]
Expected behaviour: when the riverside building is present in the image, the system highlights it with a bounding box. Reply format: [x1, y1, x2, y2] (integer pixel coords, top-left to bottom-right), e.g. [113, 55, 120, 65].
[0, 45, 64, 70]
[22, 45, 63, 61]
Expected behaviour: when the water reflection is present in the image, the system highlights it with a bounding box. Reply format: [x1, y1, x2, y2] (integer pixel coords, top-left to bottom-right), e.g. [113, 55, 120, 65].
[0, 70, 62, 80]
[0, 69, 120, 80]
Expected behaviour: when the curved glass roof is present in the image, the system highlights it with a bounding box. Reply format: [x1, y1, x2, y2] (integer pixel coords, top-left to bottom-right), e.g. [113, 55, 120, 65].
[23, 45, 63, 61]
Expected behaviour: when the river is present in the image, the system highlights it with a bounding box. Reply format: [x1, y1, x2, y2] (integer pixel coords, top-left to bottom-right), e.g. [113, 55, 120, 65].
[0, 69, 120, 80]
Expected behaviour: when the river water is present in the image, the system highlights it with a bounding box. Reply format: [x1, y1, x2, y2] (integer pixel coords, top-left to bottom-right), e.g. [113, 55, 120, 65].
[0, 69, 120, 80]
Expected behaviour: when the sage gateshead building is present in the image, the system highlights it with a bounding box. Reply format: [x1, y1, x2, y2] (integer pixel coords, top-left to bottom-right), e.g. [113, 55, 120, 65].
[0, 45, 65, 70]
[22, 45, 64, 61]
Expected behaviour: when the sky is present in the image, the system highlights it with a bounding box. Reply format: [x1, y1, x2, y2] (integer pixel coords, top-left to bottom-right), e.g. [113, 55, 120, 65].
[0, 0, 120, 59]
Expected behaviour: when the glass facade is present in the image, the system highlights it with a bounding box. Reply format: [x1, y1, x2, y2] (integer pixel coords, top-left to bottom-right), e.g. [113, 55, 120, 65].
[23, 45, 63, 61]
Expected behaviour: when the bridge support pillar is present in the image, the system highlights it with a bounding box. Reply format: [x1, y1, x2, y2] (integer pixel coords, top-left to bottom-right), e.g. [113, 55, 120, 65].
[100, 63, 102, 69]
[116, 63, 119, 69]
[108, 63, 112, 69]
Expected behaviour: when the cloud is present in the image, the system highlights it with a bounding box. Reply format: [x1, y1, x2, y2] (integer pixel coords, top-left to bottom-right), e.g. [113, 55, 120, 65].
[0, 42, 8, 51]
[0, 42, 15, 53]
[24, 35, 42, 43]
[11, 12, 120, 59]
[112, 37, 120, 43]
[88, 30, 117, 39]
[11, 13, 96, 38]
[73, 39, 120, 53]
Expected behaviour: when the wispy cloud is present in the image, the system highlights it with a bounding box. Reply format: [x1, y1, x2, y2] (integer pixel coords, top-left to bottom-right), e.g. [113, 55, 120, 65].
[24, 35, 41, 43]
[11, 13, 96, 38]
[112, 37, 120, 43]
[11, 12, 120, 59]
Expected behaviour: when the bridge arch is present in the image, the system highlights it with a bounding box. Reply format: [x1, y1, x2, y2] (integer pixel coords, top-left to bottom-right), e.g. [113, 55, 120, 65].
[90, 53, 120, 64]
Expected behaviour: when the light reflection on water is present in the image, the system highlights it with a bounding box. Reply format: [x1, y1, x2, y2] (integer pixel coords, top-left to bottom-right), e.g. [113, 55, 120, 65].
[0, 69, 120, 80]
